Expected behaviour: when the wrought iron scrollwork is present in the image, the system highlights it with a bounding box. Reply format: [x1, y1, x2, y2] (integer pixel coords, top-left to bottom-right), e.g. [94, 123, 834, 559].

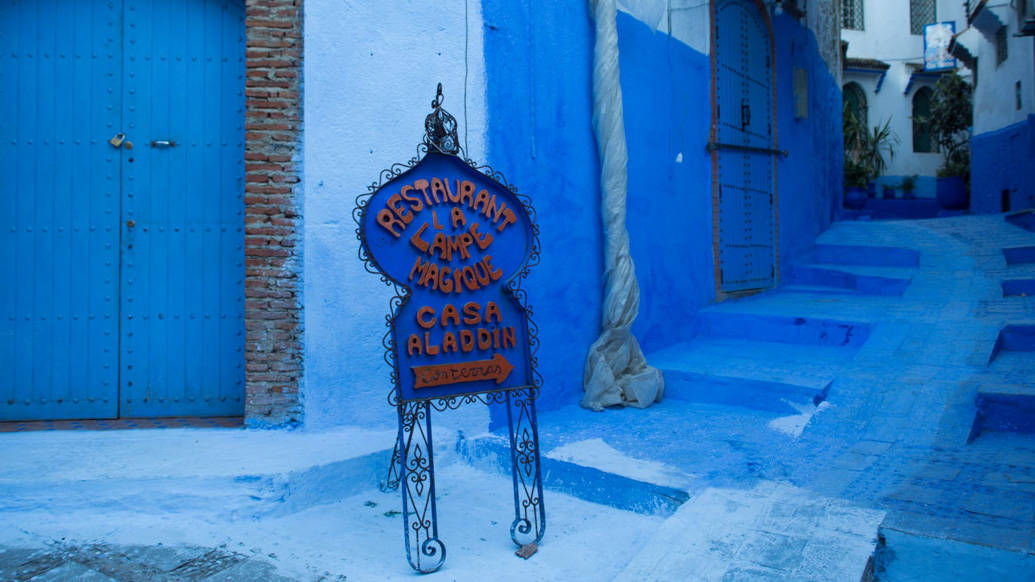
[399, 401, 445, 573]
[507, 388, 546, 546]
[354, 84, 545, 573]
[424, 83, 460, 155]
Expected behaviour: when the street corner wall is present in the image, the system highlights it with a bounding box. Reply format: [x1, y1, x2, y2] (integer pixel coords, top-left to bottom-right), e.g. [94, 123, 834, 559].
[615, 10, 715, 353]
[481, 0, 604, 414]
[971, 114, 1035, 214]
[771, 12, 841, 274]
[302, 0, 488, 430]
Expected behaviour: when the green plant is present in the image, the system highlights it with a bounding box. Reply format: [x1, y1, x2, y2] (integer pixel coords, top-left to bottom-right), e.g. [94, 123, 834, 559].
[843, 101, 898, 186]
[925, 72, 972, 178]
[901, 174, 918, 193]
[861, 119, 898, 180]
[844, 159, 869, 188]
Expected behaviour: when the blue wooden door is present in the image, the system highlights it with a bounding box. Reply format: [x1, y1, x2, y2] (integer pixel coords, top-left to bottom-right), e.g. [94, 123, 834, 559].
[1, 0, 123, 420]
[120, 0, 245, 417]
[715, 0, 776, 293]
[0, 0, 245, 421]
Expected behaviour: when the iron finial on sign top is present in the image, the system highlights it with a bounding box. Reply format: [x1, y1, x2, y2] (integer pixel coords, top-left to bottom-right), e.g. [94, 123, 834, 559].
[424, 83, 460, 155]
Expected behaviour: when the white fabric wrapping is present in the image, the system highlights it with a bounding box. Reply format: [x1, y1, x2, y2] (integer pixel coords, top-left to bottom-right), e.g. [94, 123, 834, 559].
[582, 0, 664, 411]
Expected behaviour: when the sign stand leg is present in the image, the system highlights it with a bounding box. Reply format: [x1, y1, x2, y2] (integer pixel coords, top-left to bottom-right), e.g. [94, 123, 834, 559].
[399, 401, 446, 573]
[506, 388, 546, 547]
[380, 438, 402, 492]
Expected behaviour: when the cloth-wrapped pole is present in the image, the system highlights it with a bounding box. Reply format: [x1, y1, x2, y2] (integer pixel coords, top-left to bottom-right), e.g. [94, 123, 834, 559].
[582, 0, 664, 411]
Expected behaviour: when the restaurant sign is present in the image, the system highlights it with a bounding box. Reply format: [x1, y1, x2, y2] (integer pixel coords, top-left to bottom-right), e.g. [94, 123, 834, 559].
[355, 85, 545, 573]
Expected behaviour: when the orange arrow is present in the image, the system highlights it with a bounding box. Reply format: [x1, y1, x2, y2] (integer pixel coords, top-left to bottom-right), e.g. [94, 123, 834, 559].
[412, 353, 515, 389]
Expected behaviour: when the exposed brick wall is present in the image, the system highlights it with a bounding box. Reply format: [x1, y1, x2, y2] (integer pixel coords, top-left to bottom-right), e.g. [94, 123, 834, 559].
[243, 0, 304, 427]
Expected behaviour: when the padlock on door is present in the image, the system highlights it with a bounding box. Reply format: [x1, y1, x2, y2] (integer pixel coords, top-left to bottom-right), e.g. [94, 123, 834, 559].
[109, 132, 126, 148]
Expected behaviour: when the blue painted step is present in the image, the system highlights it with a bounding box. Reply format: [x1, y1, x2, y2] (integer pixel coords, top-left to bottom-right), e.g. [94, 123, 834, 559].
[1002, 279, 1035, 297]
[806, 244, 920, 267]
[971, 324, 1035, 439]
[989, 324, 1035, 364]
[662, 370, 829, 413]
[457, 433, 690, 516]
[788, 264, 911, 296]
[1005, 209, 1035, 232]
[691, 312, 871, 348]
[973, 387, 1035, 438]
[1003, 246, 1035, 265]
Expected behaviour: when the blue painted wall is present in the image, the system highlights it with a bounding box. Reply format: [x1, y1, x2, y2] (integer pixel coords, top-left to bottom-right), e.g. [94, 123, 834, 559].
[617, 11, 841, 353]
[971, 114, 1035, 213]
[617, 13, 715, 353]
[770, 14, 841, 280]
[482, 0, 604, 414]
[480, 5, 841, 412]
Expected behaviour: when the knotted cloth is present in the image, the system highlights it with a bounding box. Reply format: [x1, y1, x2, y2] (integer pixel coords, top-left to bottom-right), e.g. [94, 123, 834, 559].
[582, 0, 664, 411]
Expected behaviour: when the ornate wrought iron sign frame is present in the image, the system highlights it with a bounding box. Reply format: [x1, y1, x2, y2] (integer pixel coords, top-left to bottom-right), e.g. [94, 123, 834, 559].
[354, 85, 546, 573]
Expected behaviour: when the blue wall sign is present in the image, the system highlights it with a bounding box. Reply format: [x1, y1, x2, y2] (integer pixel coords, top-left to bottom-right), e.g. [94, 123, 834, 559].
[355, 86, 545, 574]
[924, 22, 957, 72]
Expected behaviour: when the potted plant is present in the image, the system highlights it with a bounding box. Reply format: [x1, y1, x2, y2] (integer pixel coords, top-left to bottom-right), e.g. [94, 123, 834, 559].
[883, 184, 896, 199]
[925, 72, 972, 210]
[842, 102, 869, 209]
[901, 174, 918, 199]
[861, 119, 897, 187]
[844, 159, 869, 209]
[844, 100, 898, 209]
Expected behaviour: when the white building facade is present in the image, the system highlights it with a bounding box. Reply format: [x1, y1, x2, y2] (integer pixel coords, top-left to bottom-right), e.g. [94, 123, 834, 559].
[841, 0, 970, 198]
[953, 0, 1035, 212]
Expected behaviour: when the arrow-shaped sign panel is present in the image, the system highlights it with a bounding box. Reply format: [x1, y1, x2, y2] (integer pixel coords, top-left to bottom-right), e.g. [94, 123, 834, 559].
[412, 353, 515, 390]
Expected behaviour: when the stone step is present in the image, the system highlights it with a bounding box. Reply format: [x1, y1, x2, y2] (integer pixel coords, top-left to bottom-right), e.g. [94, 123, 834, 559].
[788, 264, 911, 296]
[1003, 245, 1035, 265]
[690, 312, 871, 348]
[457, 433, 691, 516]
[660, 369, 829, 414]
[874, 527, 1035, 581]
[806, 244, 920, 268]
[1002, 278, 1035, 296]
[973, 383, 1035, 438]
[0, 427, 395, 519]
[613, 480, 884, 582]
[989, 323, 1035, 363]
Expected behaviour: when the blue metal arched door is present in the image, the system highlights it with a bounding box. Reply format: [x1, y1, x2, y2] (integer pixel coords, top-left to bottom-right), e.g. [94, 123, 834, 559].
[0, 0, 245, 421]
[712, 0, 777, 293]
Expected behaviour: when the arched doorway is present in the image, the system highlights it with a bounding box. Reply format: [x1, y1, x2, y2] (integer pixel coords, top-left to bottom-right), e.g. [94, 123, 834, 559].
[843, 81, 868, 129]
[710, 0, 778, 295]
[0, 0, 246, 420]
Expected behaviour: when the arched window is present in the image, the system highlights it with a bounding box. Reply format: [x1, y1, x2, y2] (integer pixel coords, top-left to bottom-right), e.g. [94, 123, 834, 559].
[912, 86, 937, 153]
[843, 82, 868, 128]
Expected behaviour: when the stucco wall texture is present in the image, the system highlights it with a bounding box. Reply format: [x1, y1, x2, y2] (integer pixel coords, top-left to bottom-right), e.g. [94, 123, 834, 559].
[971, 115, 1035, 214]
[299, 1, 841, 429]
[302, 0, 488, 430]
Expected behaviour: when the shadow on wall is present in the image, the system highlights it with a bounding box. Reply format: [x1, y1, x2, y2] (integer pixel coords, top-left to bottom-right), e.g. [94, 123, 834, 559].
[619, 10, 842, 354]
[483, 0, 604, 415]
[971, 114, 1035, 214]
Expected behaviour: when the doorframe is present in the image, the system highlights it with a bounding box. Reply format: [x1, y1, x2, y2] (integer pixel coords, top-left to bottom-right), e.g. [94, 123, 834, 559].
[242, 0, 304, 427]
[708, 0, 781, 301]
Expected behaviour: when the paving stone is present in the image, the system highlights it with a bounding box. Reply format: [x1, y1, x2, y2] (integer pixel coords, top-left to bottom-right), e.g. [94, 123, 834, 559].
[0, 548, 48, 573]
[203, 559, 297, 581]
[26, 561, 116, 581]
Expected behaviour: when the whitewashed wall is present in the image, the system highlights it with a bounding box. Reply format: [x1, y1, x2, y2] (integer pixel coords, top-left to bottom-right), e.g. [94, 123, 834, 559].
[963, 5, 1035, 135]
[302, 0, 489, 430]
[842, 0, 969, 182]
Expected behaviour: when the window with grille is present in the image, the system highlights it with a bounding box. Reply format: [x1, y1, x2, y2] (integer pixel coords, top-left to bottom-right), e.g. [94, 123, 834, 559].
[842, 0, 864, 30]
[844, 82, 868, 128]
[910, 0, 936, 35]
[996, 26, 1008, 65]
[912, 87, 937, 153]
